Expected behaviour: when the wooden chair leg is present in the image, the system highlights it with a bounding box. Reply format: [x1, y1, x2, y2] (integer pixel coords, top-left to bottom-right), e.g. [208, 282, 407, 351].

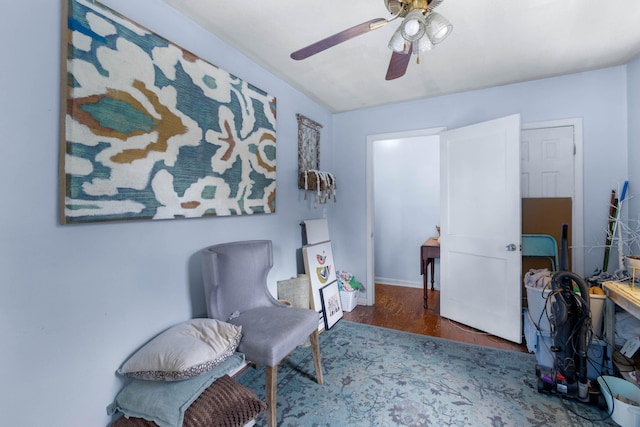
[265, 365, 277, 427]
[310, 329, 324, 385]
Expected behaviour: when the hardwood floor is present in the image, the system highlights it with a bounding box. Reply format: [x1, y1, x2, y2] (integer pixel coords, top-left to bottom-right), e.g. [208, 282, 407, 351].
[342, 284, 527, 353]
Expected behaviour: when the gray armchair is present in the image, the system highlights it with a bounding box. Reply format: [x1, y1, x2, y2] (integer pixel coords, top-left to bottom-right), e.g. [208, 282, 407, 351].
[201, 240, 323, 427]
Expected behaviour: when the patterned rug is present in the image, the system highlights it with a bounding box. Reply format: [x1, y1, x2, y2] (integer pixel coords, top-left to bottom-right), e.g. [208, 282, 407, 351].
[236, 320, 616, 426]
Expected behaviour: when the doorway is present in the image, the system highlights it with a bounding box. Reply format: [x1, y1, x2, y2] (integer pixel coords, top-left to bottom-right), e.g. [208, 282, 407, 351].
[522, 119, 584, 275]
[365, 118, 583, 306]
[365, 127, 445, 305]
[373, 134, 440, 288]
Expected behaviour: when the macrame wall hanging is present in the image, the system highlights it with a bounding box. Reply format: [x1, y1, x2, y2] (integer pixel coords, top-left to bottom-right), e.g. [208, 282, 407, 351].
[297, 114, 337, 205]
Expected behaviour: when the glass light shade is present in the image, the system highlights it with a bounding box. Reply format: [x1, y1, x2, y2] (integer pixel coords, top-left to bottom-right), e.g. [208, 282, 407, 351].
[414, 34, 433, 53]
[425, 12, 453, 44]
[388, 25, 410, 53]
[400, 9, 426, 42]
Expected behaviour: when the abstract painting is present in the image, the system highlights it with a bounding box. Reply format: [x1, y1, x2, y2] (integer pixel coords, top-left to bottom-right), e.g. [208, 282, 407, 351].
[61, 0, 277, 224]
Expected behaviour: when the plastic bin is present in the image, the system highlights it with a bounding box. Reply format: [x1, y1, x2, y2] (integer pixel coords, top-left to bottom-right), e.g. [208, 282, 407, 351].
[340, 291, 358, 312]
[587, 338, 612, 380]
[525, 283, 552, 332]
[526, 283, 606, 338]
[535, 330, 554, 368]
[524, 312, 611, 379]
[598, 375, 640, 427]
[524, 312, 553, 367]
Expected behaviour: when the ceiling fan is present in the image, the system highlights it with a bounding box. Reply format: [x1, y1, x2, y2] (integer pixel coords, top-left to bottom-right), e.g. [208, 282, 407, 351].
[290, 0, 453, 80]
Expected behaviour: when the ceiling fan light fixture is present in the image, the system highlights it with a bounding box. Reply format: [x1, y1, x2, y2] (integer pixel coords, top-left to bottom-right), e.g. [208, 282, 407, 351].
[414, 34, 433, 53]
[425, 11, 453, 44]
[400, 9, 426, 42]
[388, 25, 411, 53]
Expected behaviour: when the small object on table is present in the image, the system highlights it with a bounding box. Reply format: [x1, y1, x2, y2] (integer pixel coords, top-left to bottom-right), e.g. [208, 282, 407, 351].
[420, 237, 440, 309]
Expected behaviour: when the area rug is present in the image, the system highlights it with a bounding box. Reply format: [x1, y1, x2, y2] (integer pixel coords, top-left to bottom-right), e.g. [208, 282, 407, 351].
[236, 321, 616, 426]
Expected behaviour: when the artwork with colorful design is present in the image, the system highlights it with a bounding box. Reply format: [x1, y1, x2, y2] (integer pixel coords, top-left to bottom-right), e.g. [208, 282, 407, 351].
[61, 0, 277, 224]
[302, 241, 337, 312]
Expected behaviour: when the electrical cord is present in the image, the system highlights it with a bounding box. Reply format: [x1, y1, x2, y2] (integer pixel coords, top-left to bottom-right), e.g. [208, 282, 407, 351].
[537, 283, 615, 423]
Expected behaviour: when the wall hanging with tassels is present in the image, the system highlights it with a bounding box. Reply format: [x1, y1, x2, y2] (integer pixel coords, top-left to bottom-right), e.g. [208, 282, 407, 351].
[297, 114, 337, 205]
[299, 169, 337, 204]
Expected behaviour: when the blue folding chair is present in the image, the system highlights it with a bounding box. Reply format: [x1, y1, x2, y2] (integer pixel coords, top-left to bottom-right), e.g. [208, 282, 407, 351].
[522, 234, 559, 271]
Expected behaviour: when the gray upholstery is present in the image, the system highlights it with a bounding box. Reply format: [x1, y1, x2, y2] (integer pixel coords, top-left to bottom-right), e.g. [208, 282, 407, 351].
[201, 240, 319, 366]
[228, 306, 317, 366]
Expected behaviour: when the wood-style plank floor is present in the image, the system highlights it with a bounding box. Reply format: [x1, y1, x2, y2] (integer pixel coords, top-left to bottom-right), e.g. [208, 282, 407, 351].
[343, 284, 527, 353]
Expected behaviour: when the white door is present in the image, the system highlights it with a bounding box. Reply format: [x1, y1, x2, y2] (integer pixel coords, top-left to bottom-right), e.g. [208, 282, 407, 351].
[521, 126, 574, 198]
[440, 114, 522, 343]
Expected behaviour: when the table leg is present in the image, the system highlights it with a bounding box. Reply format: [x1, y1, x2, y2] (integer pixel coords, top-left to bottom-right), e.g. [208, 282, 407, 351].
[430, 258, 435, 291]
[604, 296, 616, 351]
[423, 258, 435, 309]
[423, 259, 429, 308]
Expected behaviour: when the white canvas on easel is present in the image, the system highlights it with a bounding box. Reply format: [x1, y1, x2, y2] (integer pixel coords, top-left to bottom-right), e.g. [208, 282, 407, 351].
[303, 219, 330, 244]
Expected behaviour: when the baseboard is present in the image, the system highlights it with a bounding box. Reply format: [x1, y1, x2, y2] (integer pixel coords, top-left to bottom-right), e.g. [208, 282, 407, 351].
[374, 277, 423, 289]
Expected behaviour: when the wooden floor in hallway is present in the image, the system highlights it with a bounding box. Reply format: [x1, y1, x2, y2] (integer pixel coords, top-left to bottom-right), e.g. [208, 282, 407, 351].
[342, 283, 527, 353]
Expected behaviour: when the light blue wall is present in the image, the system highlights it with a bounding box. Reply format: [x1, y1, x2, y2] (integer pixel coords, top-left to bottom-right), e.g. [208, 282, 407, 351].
[332, 67, 629, 291]
[373, 136, 439, 286]
[1, 0, 638, 425]
[0, 1, 333, 425]
[627, 55, 640, 253]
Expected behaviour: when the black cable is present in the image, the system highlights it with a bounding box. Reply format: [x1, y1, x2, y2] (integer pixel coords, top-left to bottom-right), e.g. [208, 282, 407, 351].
[535, 279, 614, 422]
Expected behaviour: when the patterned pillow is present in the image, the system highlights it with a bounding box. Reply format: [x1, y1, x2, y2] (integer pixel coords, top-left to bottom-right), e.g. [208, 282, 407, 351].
[117, 319, 242, 381]
[111, 374, 266, 427]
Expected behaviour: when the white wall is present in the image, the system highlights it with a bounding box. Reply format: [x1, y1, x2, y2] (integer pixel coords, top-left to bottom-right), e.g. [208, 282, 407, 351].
[331, 67, 630, 303]
[373, 136, 439, 286]
[0, 1, 333, 425]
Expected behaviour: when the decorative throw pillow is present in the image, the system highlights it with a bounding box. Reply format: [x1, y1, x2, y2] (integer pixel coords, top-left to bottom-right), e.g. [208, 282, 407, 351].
[117, 318, 242, 381]
[108, 353, 246, 427]
[110, 373, 267, 427]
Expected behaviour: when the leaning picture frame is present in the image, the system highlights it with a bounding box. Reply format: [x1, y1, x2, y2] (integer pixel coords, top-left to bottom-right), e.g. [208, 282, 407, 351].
[320, 281, 343, 330]
[302, 240, 337, 312]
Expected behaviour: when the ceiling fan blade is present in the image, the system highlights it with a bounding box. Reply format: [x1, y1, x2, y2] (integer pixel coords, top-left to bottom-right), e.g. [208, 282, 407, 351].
[385, 46, 413, 80]
[427, 0, 445, 11]
[291, 18, 389, 60]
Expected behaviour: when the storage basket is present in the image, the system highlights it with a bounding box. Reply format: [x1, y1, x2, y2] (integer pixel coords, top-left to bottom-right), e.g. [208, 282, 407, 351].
[340, 291, 358, 312]
[277, 275, 310, 309]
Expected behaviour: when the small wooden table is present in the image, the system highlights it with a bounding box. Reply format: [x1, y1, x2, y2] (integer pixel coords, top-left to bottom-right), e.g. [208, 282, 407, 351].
[420, 237, 440, 308]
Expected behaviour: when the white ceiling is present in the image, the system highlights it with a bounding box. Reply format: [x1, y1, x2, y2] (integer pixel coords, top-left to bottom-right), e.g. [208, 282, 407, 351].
[160, 0, 640, 113]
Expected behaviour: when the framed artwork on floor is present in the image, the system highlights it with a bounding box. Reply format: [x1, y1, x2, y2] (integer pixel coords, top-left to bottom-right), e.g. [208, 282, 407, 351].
[302, 241, 336, 312]
[320, 281, 343, 330]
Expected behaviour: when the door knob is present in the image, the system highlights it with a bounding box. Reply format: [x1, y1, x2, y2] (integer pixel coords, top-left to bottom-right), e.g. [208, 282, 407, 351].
[506, 243, 517, 251]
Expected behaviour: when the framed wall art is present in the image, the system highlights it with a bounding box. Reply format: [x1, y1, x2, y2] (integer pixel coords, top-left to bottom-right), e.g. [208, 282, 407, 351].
[60, 0, 277, 224]
[302, 241, 336, 312]
[320, 281, 343, 330]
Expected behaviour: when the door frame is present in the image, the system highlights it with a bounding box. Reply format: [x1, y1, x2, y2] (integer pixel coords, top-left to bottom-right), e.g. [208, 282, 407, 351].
[365, 127, 446, 306]
[522, 118, 584, 276]
[364, 118, 583, 306]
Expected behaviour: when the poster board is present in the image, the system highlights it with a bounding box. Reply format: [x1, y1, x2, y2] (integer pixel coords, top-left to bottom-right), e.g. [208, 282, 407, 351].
[303, 219, 330, 245]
